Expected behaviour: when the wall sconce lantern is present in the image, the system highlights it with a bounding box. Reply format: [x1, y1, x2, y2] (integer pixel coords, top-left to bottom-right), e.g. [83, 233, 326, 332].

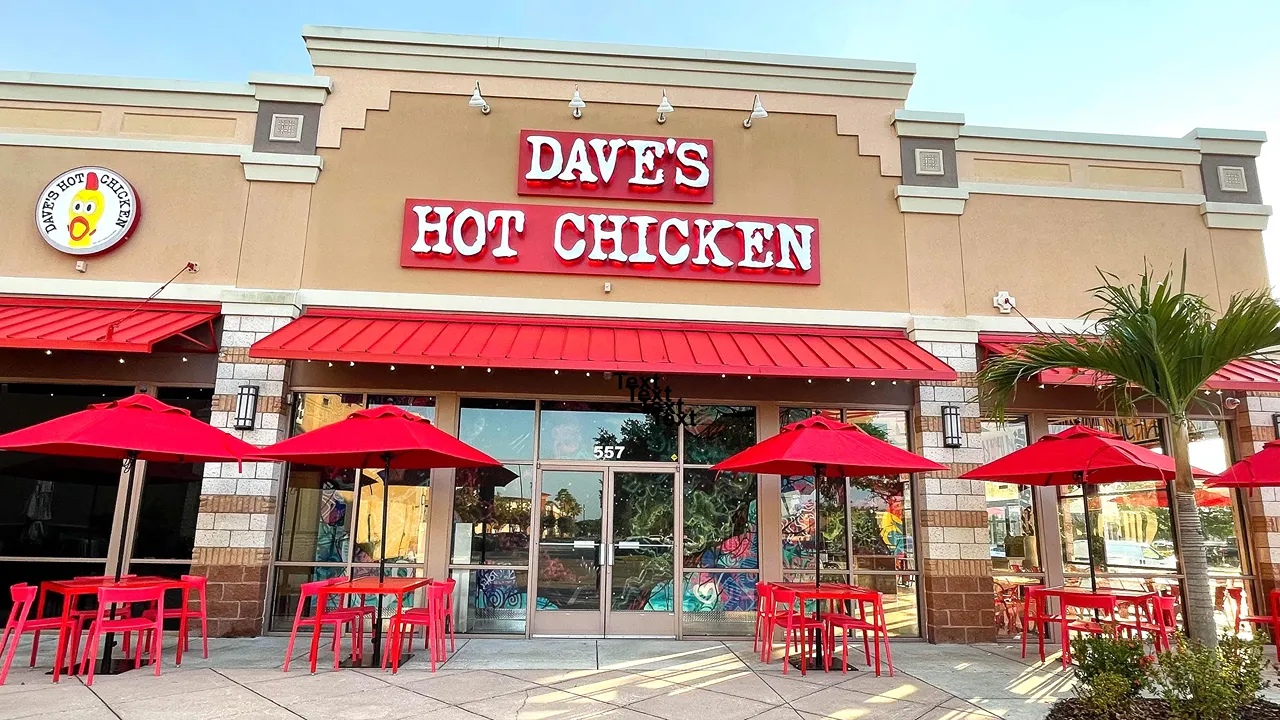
[234, 385, 260, 431]
[1272, 413, 1280, 441]
[942, 405, 963, 448]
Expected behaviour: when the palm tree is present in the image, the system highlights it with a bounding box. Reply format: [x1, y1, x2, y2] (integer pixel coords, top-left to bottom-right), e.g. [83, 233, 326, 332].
[978, 260, 1280, 646]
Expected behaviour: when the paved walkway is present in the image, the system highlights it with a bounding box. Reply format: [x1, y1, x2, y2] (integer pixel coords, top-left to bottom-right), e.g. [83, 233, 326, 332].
[0, 636, 1081, 720]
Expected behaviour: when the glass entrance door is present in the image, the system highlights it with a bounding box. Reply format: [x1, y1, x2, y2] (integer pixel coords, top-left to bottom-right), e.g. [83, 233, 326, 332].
[531, 468, 676, 637]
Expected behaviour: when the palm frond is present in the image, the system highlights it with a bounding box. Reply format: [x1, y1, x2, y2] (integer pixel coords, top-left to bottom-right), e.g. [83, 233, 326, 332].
[979, 259, 1280, 419]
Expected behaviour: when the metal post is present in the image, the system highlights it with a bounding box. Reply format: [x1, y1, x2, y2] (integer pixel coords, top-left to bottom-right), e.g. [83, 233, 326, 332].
[101, 450, 139, 674]
[373, 453, 393, 666]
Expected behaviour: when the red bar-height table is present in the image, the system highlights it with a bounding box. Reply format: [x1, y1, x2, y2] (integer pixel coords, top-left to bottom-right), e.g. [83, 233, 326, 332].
[771, 582, 884, 672]
[309, 577, 431, 672]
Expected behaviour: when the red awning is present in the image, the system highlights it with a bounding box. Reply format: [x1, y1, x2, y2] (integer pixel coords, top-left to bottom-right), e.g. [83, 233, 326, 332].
[250, 309, 958, 380]
[979, 333, 1280, 391]
[0, 297, 220, 353]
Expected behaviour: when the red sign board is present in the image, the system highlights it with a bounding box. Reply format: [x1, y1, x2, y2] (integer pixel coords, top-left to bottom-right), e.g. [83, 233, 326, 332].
[517, 130, 714, 204]
[401, 198, 818, 285]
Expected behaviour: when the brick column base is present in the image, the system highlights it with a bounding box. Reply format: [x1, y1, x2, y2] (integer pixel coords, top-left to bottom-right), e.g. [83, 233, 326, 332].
[922, 560, 996, 643]
[191, 547, 270, 636]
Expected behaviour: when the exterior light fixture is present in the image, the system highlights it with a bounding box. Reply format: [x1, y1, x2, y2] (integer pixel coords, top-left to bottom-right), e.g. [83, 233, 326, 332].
[743, 94, 767, 128]
[44, 350, 51, 355]
[1273, 413, 1280, 440]
[234, 385, 260, 431]
[656, 89, 674, 124]
[568, 86, 586, 119]
[468, 81, 491, 114]
[389, 365, 396, 371]
[942, 405, 963, 448]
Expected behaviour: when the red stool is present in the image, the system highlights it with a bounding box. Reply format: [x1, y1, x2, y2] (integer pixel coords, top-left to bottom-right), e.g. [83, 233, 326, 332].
[79, 585, 167, 686]
[282, 578, 373, 673]
[771, 587, 823, 676]
[1059, 594, 1120, 668]
[753, 581, 781, 663]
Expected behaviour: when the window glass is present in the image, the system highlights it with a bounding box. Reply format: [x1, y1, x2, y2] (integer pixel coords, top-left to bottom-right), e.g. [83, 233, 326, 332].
[353, 467, 430, 564]
[451, 464, 533, 566]
[367, 395, 436, 422]
[134, 388, 213, 560]
[683, 469, 757, 569]
[981, 419, 1039, 572]
[846, 411, 913, 571]
[277, 394, 365, 563]
[0, 384, 131, 561]
[1188, 420, 1241, 574]
[682, 572, 758, 636]
[459, 399, 535, 461]
[683, 406, 756, 465]
[538, 401, 677, 462]
[451, 568, 528, 634]
[780, 407, 841, 427]
[781, 475, 847, 572]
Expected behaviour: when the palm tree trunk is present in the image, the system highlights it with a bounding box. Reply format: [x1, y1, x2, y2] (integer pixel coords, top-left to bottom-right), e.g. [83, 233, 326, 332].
[1172, 419, 1217, 646]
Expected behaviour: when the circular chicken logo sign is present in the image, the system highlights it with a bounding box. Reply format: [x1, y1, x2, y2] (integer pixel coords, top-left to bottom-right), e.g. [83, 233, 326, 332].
[35, 167, 140, 255]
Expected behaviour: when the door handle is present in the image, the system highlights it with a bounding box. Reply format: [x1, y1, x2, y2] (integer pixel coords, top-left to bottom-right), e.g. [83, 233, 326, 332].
[607, 544, 615, 566]
[597, 542, 606, 567]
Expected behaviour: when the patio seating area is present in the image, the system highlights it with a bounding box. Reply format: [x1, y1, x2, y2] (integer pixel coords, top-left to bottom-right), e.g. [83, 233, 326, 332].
[0, 635, 1097, 720]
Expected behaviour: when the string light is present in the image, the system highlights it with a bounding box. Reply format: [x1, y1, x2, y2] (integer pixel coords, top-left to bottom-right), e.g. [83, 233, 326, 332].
[349, 361, 355, 367]
[118, 358, 125, 364]
[328, 362, 333, 367]
[389, 365, 396, 371]
[554, 370, 559, 375]
[181, 357, 188, 362]
[486, 368, 492, 373]
[44, 350, 51, 355]
[1038, 384, 1046, 389]
[870, 381, 876, 386]
[807, 379, 812, 384]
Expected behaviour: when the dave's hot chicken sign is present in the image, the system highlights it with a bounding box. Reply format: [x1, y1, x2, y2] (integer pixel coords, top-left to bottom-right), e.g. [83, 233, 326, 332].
[400, 129, 819, 285]
[36, 166, 140, 256]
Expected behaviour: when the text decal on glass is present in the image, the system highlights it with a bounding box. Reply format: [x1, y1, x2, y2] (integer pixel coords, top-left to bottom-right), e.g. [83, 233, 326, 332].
[401, 198, 819, 285]
[517, 130, 714, 204]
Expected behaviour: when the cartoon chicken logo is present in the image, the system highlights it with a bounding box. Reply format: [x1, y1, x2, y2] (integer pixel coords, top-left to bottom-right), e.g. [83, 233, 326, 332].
[66, 172, 105, 248]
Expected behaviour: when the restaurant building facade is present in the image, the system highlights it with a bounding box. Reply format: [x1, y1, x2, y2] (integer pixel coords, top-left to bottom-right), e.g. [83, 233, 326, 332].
[0, 26, 1274, 643]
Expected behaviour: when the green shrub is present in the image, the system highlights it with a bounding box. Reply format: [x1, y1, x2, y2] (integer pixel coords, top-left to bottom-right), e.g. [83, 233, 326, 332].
[1075, 671, 1137, 719]
[1150, 633, 1269, 720]
[1071, 634, 1150, 695]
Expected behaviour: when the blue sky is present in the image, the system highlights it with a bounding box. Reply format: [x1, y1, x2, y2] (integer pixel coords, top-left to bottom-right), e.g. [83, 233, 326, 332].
[2, 0, 1276, 290]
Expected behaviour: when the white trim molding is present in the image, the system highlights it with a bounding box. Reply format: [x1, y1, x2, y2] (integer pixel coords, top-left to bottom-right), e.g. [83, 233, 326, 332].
[1200, 202, 1272, 230]
[302, 25, 915, 100]
[0, 70, 256, 112]
[892, 109, 965, 139]
[0, 132, 250, 157]
[240, 152, 324, 183]
[895, 185, 969, 215]
[958, 125, 1202, 164]
[962, 182, 1205, 206]
[0, 276, 230, 303]
[1187, 128, 1267, 158]
[249, 72, 332, 105]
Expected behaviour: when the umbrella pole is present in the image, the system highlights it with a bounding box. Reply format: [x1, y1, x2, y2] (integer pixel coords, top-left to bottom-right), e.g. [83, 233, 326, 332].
[101, 450, 139, 674]
[374, 453, 392, 667]
[813, 464, 826, 669]
[1082, 481, 1099, 591]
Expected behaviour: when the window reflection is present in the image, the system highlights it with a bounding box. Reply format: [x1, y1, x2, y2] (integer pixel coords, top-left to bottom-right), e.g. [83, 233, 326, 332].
[683, 469, 757, 569]
[538, 401, 677, 462]
[683, 406, 756, 465]
[451, 464, 533, 566]
[459, 399, 534, 461]
[981, 419, 1039, 573]
[134, 387, 214, 561]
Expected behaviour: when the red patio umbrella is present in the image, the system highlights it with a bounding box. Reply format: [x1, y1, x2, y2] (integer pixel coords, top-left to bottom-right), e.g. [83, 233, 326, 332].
[712, 415, 946, 587]
[251, 405, 501, 663]
[960, 424, 1213, 588]
[0, 393, 257, 672]
[712, 415, 945, 670]
[1209, 439, 1280, 489]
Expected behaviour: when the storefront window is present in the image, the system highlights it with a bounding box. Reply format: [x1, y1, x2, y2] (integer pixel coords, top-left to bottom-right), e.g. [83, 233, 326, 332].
[459, 399, 535, 461]
[271, 392, 435, 630]
[451, 464, 533, 566]
[132, 388, 214, 568]
[0, 383, 131, 615]
[777, 407, 919, 636]
[538, 401, 677, 462]
[683, 406, 756, 465]
[981, 419, 1038, 573]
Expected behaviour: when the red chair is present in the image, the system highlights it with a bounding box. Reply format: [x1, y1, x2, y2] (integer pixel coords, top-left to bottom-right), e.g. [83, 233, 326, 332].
[282, 578, 374, 673]
[1237, 588, 1280, 662]
[3, 583, 84, 683]
[441, 577, 457, 653]
[386, 583, 448, 673]
[753, 582, 783, 663]
[79, 585, 166, 686]
[1059, 593, 1120, 668]
[771, 587, 824, 676]
[1021, 585, 1060, 662]
[824, 592, 894, 676]
[1114, 593, 1171, 652]
[142, 575, 209, 665]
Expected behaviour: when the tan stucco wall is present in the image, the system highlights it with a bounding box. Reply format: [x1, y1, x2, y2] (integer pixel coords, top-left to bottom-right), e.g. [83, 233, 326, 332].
[903, 213, 966, 316]
[237, 182, 313, 290]
[0, 146, 249, 286]
[956, 195, 1222, 318]
[302, 93, 910, 312]
[1208, 228, 1273, 300]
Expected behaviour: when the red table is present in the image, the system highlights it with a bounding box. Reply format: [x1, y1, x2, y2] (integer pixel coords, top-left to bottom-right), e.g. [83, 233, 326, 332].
[770, 582, 886, 672]
[310, 576, 432, 672]
[39, 575, 186, 680]
[1042, 586, 1165, 663]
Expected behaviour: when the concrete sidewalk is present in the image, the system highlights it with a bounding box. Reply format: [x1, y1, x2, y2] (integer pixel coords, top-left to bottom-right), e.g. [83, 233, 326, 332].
[0, 636, 1079, 720]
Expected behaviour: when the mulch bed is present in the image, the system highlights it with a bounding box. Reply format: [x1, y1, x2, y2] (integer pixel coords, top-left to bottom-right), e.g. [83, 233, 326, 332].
[1047, 698, 1280, 720]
